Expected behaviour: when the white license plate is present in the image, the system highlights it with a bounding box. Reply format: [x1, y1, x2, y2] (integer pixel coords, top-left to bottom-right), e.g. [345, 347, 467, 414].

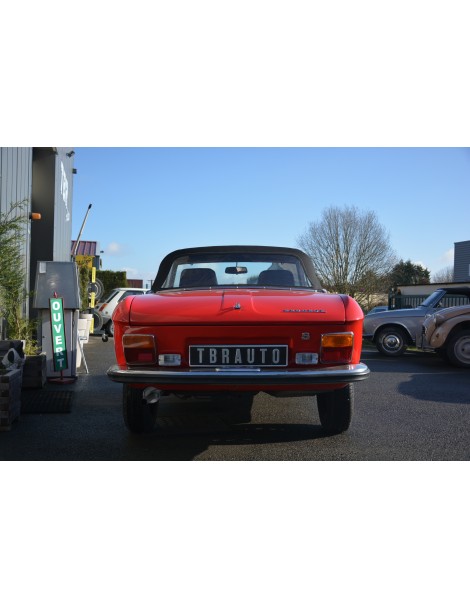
[189, 345, 288, 367]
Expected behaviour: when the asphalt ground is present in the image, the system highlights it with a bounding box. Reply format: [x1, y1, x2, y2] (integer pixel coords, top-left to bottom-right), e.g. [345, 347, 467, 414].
[1, 336, 469, 460]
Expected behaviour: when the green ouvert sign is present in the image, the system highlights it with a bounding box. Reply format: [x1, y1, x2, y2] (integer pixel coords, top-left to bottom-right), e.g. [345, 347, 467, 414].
[49, 298, 68, 371]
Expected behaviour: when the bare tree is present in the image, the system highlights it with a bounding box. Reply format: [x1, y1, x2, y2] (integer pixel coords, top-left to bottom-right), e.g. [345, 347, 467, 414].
[297, 205, 396, 302]
[432, 265, 454, 283]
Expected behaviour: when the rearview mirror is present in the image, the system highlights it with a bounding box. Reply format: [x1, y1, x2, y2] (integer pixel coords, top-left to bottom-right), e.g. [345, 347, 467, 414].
[225, 266, 248, 275]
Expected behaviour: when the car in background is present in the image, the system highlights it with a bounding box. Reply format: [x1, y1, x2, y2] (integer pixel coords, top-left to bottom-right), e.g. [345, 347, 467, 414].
[366, 306, 388, 315]
[96, 287, 149, 336]
[418, 304, 470, 367]
[363, 287, 470, 356]
[107, 245, 369, 434]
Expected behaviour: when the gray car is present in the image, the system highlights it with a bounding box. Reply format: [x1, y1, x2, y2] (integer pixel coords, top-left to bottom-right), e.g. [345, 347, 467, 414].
[363, 287, 470, 356]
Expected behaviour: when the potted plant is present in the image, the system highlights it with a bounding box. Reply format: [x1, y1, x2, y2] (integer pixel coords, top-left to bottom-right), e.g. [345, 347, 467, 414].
[76, 255, 93, 343]
[2, 317, 45, 389]
[19, 327, 46, 389]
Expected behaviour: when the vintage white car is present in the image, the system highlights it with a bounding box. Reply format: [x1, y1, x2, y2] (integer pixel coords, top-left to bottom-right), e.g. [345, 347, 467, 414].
[419, 304, 470, 368]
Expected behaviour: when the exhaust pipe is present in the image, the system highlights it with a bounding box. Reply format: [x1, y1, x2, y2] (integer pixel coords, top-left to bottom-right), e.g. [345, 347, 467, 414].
[143, 387, 161, 404]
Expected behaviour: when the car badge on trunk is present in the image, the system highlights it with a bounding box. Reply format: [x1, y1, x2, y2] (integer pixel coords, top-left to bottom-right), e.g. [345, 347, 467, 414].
[234, 303, 241, 310]
[283, 309, 326, 313]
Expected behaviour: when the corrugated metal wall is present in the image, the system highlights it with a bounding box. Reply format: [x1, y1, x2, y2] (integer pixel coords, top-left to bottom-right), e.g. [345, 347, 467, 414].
[0, 148, 33, 336]
[0, 148, 33, 213]
[454, 240, 470, 281]
[1, 147, 75, 338]
[0, 148, 33, 287]
[1, 146, 75, 268]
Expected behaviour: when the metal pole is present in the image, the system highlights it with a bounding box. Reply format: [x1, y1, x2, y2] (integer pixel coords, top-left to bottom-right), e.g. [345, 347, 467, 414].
[72, 203, 92, 258]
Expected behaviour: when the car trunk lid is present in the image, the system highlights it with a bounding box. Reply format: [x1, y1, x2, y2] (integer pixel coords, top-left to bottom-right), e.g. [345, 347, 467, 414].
[128, 289, 346, 324]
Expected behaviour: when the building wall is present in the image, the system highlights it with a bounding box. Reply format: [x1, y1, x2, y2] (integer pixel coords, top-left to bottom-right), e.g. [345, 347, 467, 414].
[397, 282, 470, 296]
[454, 240, 470, 282]
[0, 147, 75, 337]
[0, 148, 33, 336]
[0, 147, 33, 284]
[127, 279, 144, 288]
[0, 148, 33, 212]
[30, 147, 75, 291]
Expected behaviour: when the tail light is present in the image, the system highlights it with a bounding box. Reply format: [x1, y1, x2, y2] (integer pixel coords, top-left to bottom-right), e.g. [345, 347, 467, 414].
[320, 333, 354, 364]
[123, 334, 157, 365]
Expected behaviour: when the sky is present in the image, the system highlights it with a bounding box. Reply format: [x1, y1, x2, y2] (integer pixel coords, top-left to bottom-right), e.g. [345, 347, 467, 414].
[71, 147, 470, 287]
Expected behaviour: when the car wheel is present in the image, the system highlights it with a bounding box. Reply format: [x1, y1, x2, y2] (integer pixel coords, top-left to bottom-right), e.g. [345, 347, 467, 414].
[123, 385, 158, 433]
[444, 330, 470, 368]
[106, 320, 114, 337]
[375, 327, 408, 356]
[317, 384, 354, 434]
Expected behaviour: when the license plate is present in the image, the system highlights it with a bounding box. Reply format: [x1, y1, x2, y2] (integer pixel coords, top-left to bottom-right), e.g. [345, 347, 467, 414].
[189, 345, 288, 367]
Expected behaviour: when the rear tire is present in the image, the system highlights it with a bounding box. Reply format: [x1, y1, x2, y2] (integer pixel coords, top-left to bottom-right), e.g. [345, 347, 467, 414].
[445, 330, 470, 368]
[106, 320, 114, 337]
[123, 385, 158, 433]
[317, 384, 354, 433]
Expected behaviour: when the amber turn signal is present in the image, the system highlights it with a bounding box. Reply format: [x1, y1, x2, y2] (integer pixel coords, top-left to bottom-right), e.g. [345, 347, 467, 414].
[123, 334, 157, 365]
[321, 333, 354, 348]
[320, 332, 354, 364]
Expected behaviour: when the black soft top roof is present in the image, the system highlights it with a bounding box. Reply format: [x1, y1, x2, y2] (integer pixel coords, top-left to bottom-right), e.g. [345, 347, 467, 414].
[435, 287, 470, 296]
[152, 245, 322, 291]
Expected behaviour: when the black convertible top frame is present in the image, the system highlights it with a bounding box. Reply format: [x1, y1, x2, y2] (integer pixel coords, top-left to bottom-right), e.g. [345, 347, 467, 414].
[152, 245, 323, 292]
[433, 287, 470, 297]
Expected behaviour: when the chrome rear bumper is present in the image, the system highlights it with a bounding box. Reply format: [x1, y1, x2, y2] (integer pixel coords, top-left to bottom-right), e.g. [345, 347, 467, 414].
[107, 363, 370, 386]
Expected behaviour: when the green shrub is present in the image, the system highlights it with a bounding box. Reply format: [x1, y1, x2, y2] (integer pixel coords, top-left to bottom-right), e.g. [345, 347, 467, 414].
[75, 256, 93, 311]
[0, 200, 37, 349]
[96, 270, 128, 299]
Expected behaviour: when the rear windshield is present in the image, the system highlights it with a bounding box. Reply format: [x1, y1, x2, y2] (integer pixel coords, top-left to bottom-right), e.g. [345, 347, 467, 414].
[161, 253, 315, 289]
[102, 289, 148, 303]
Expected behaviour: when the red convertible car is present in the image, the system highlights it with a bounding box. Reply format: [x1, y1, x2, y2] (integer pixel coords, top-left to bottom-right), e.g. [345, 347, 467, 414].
[107, 246, 369, 434]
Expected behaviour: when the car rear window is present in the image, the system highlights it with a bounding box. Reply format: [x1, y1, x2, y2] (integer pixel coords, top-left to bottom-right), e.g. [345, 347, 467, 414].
[161, 253, 315, 289]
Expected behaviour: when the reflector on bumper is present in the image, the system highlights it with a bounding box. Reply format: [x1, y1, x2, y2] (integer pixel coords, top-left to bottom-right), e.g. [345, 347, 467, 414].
[158, 354, 182, 366]
[295, 353, 319, 365]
